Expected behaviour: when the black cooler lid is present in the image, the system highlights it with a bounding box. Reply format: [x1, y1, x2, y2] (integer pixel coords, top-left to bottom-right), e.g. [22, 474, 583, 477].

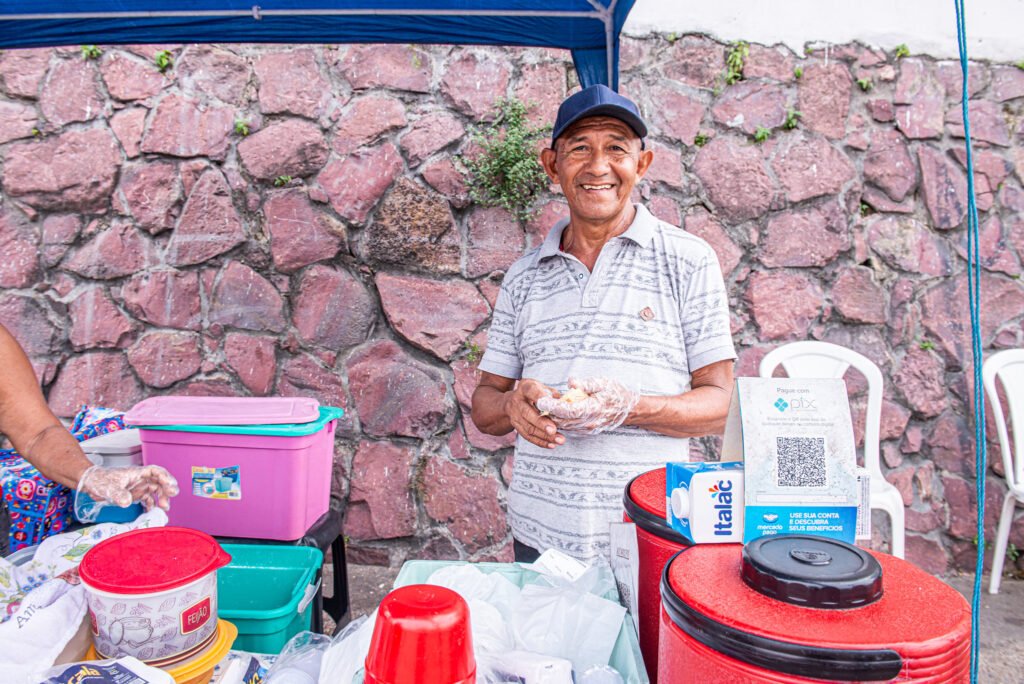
[742, 535, 883, 609]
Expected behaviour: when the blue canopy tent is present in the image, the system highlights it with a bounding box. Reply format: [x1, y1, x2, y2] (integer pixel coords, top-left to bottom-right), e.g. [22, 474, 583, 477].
[0, 0, 635, 89]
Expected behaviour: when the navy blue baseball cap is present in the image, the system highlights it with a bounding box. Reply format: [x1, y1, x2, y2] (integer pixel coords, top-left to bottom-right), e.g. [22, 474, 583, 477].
[551, 84, 647, 145]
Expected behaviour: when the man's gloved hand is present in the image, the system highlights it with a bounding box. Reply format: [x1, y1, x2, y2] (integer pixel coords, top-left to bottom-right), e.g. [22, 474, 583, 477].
[75, 464, 179, 521]
[535, 377, 639, 434]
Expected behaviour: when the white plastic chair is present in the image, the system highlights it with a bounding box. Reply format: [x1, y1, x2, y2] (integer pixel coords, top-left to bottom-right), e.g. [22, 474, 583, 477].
[983, 349, 1024, 594]
[759, 341, 906, 558]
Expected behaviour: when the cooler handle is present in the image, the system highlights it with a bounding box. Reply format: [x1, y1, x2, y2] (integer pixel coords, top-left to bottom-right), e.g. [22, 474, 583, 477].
[298, 578, 321, 614]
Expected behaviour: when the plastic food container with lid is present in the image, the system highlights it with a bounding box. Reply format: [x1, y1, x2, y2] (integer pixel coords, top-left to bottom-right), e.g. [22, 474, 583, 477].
[84, 619, 237, 684]
[658, 535, 971, 682]
[130, 400, 343, 540]
[622, 467, 690, 683]
[78, 527, 231, 664]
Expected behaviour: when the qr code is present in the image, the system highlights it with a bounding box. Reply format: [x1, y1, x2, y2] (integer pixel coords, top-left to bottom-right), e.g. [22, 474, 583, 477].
[776, 436, 826, 487]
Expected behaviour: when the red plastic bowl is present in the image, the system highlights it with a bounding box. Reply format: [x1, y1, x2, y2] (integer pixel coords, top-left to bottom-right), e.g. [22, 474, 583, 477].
[364, 584, 475, 684]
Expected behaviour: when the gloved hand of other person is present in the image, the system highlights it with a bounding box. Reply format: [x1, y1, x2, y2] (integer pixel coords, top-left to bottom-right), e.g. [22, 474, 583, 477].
[75, 464, 179, 522]
[535, 377, 639, 434]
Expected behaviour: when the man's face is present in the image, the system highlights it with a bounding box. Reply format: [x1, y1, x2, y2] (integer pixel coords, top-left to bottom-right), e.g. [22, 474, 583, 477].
[540, 116, 653, 226]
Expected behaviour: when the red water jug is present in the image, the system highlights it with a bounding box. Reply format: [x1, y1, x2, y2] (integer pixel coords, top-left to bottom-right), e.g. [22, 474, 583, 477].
[658, 536, 971, 682]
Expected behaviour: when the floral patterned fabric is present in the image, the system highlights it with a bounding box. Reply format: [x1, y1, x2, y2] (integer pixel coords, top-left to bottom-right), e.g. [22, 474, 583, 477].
[0, 406, 126, 553]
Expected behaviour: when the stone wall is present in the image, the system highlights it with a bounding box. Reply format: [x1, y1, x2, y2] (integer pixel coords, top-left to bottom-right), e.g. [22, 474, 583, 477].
[0, 36, 1022, 574]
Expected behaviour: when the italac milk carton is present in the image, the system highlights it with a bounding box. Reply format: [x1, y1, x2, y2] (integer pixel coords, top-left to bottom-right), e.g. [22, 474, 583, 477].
[665, 461, 745, 543]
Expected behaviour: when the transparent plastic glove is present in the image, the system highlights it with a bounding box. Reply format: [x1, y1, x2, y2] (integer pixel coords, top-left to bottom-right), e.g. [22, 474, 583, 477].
[534, 377, 639, 434]
[74, 464, 179, 523]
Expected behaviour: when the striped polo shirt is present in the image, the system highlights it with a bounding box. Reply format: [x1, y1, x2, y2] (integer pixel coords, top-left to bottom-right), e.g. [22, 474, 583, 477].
[479, 204, 736, 562]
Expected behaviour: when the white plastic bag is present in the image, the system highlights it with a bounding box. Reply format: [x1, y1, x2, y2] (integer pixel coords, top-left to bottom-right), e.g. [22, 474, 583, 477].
[466, 599, 516, 654]
[318, 614, 375, 684]
[427, 564, 522, 621]
[477, 650, 573, 683]
[510, 583, 625, 673]
[267, 631, 332, 683]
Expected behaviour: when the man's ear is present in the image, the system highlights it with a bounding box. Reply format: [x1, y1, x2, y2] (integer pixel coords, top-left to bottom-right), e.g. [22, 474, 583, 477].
[635, 147, 654, 179]
[540, 147, 559, 183]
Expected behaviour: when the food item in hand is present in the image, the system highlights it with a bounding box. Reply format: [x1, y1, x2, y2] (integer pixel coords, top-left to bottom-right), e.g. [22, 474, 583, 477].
[537, 387, 591, 416]
[560, 387, 591, 404]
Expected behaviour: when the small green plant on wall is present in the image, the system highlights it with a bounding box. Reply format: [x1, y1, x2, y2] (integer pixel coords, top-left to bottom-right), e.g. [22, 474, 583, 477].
[857, 78, 873, 92]
[753, 126, 771, 143]
[461, 97, 550, 222]
[234, 119, 250, 137]
[784, 109, 802, 130]
[154, 49, 173, 72]
[273, 175, 292, 187]
[794, 66, 804, 79]
[693, 133, 709, 147]
[81, 45, 102, 60]
[725, 40, 749, 85]
[894, 44, 910, 59]
[464, 341, 482, 364]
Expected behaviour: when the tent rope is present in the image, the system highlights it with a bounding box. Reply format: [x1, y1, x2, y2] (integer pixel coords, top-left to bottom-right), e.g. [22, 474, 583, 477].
[952, 1, 986, 682]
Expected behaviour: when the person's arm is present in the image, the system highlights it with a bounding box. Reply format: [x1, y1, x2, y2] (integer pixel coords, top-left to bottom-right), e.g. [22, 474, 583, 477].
[0, 324, 92, 488]
[1, 324, 179, 512]
[624, 359, 734, 438]
[471, 371, 566, 449]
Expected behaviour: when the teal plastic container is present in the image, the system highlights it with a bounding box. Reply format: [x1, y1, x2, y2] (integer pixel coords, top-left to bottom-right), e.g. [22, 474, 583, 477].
[217, 544, 324, 653]
[393, 560, 650, 684]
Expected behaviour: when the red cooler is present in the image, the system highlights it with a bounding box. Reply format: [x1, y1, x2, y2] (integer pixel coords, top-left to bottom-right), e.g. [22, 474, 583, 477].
[658, 535, 971, 683]
[623, 468, 691, 682]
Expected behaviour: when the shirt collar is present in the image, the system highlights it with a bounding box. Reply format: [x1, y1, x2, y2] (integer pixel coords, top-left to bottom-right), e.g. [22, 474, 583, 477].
[620, 204, 657, 248]
[537, 204, 656, 260]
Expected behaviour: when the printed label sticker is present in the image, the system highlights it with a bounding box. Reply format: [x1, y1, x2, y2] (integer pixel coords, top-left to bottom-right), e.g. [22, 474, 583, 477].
[180, 595, 212, 635]
[191, 465, 241, 500]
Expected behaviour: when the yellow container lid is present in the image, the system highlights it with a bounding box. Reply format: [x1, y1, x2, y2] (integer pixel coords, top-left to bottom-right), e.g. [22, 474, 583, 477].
[166, 619, 237, 684]
[86, 619, 237, 684]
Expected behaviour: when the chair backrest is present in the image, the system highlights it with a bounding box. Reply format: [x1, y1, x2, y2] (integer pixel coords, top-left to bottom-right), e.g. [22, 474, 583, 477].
[982, 349, 1024, 491]
[759, 341, 883, 475]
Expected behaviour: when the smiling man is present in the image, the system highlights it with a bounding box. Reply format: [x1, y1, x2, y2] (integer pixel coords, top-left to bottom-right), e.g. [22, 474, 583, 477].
[471, 85, 737, 563]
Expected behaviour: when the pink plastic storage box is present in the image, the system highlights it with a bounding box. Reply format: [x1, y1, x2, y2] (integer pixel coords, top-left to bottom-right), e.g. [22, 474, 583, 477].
[136, 407, 343, 540]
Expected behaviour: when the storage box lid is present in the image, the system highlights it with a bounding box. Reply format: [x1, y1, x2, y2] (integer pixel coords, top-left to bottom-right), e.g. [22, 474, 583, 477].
[125, 396, 320, 427]
[139, 406, 344, 437]
[80, 428, 142, 456]
[79, 527, 231, 594]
